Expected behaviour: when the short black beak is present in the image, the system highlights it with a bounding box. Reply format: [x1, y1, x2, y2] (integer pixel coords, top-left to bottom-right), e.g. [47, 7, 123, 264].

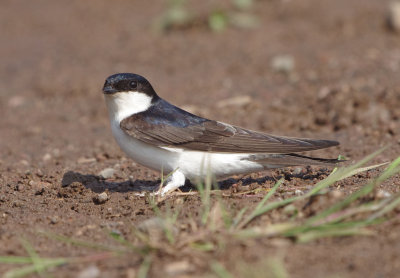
[102, 84, 117, 94]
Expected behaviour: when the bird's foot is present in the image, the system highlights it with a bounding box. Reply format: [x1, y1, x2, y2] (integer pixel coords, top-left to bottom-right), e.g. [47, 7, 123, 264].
[133, 170, 186, 198]
[158, 170, 186, 196]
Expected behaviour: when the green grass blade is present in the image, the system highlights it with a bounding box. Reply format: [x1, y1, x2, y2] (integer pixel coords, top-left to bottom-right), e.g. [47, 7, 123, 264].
[237, 178, 284, 228]
[108, 231, 148, 255]
[306, 181, 376, 224]
[238, 196, 297, 228]
[231, 207, 248, 229]
[380, 156, 400, 175]
[137, 256, 152, 278]
[19, 239, 43, 277]
[211, 262, 234, 278]
[310, 200, 389, 225]
[234, 223, 296, 239]
[40, 231, 124, 252]
[368, 192, 400, 221]
[307, 161, 400, 225]
[295, 227, 373, 243]
[0, 257, 33, 264]
[335, 162, 388, 181]
[157, 167, 180, 194]
[284, 218, 383, 237]
[266, 257, 289, 278]
[255, 178, 285, 212]
[305, 147, 387, 197]
[239, 150, 389, 228]
[4, 258, 67, 278]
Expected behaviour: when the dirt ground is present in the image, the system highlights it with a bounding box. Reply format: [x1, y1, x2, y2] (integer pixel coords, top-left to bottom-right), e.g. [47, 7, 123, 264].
[1, 0, 400, 277]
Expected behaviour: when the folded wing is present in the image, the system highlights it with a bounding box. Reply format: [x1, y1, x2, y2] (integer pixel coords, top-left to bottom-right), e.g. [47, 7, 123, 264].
[120, 107, 339, 154]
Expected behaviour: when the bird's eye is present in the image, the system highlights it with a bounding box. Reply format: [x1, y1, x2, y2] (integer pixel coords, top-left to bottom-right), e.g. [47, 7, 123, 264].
[129, 81, 138, 89]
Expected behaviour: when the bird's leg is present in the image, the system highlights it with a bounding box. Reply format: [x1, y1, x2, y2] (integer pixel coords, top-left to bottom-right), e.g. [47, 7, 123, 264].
[160, 170, 186, 196]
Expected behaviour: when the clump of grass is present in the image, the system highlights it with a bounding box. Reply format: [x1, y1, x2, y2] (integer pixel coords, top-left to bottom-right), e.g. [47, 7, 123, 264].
[0, 238, 115, 278]
[212, 256, 290, 278]
[234, 151, 400, 242]
[155, 0, 259, 32]
[154, 0, 193, 32]
[2, 150, 399, 277]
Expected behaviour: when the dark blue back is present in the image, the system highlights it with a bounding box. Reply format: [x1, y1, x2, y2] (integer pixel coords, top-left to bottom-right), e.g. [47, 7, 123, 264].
[142, 99, 208, 127]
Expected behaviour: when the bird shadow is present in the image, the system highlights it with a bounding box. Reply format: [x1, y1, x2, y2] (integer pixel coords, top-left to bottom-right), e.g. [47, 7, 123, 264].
[61, 171, 160, 193]
[61, 167, 331, 194]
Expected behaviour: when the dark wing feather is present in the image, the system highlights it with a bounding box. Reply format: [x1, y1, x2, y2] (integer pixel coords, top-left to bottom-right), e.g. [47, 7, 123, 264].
[120, 99, 339, 153]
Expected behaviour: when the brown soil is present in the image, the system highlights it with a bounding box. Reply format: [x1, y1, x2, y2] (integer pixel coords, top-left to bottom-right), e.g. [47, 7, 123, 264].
[1, 0, 400, 277]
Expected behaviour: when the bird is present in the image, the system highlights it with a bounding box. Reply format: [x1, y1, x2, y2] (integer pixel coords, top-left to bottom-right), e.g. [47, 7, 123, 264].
[102, 73, 340, 195]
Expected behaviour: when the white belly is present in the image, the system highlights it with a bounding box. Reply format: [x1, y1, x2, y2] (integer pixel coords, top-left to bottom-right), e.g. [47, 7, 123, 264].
[111, 123, 179, 173]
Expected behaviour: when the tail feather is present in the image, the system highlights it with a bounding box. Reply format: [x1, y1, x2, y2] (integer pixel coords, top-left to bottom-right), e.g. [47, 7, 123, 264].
[246, 153, 342, 167]
[287, 153, 341, 165]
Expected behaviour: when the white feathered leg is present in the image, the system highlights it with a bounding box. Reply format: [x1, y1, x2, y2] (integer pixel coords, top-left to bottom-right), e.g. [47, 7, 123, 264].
[160, 170, 186, 196]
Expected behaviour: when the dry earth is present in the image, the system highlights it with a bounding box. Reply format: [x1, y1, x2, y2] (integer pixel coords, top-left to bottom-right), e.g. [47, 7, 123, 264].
[1, 0, 400, 277]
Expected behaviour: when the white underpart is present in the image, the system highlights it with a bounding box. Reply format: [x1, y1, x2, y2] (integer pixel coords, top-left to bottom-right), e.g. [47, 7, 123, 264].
[105, 91, 153, 122]
[105, 91, 266, 195]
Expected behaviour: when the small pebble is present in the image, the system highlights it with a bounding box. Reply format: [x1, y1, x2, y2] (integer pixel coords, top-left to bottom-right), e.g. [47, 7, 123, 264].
[376, 189, 392, 199]
[50, 217, 58, 224]
[270, 238, 292, 247]
[270, 54, 295, 73]
[20, 160, 29, 166]
[94, 192, 109, 204]
[294, 189, 304, 196]
[216, 95, 253, 108]
[330, 190, 343, 199]
[8, 96, 25, 107]
[165, 260, 193, 276]
[293, 167, 303, 175]
[98, 168, 115, 179]
[77, 157, 96, 164]
[77, 265, 100, 278]
[12, 200, 24, 208]
[387, 1, 400, 32]
[36, 169, 44, 177]
[42, 153, 51, 162]
[29, 181, 51, 190]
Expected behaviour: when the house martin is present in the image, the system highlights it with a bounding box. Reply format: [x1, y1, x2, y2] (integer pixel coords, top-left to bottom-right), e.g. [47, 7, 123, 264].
[103, 73, 339, 195]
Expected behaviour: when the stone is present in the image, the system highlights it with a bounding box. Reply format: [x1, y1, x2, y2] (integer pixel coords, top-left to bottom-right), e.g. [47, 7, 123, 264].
[98, 168, 115, 179]
[94, 192, 109, 204]
[77, 265, 100, 278]
[270, 54, 295, 73]
[387, 2, 400, 32]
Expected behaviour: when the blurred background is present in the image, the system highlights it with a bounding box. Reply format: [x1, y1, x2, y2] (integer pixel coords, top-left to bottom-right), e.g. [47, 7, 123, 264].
[1, 0, 399, 168]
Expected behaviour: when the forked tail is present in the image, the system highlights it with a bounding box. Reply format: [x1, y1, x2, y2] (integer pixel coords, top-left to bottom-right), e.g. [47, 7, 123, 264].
[247, 153, 342, 167]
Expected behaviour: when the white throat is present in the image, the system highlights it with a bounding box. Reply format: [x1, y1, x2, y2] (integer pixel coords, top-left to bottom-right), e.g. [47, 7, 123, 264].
[104, 91, 153, 122]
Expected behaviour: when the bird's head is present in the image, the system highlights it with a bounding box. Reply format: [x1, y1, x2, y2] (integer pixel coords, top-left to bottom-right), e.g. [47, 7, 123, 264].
[103, 73, 159, 121]
[103, 73, 157, 97]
